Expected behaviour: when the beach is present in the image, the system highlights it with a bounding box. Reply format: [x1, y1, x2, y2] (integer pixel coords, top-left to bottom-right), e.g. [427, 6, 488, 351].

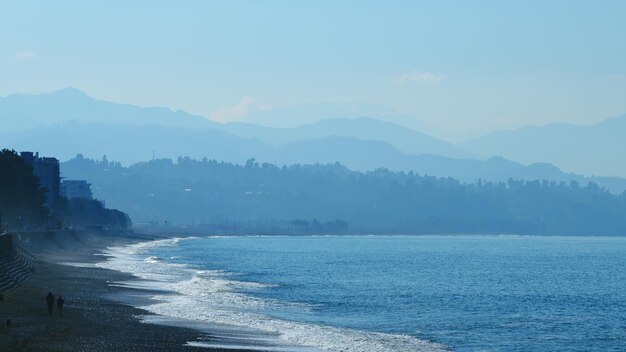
[0, 232, 252, 352]
[4, 233, 624, 351]
[100, 234, 626, 352]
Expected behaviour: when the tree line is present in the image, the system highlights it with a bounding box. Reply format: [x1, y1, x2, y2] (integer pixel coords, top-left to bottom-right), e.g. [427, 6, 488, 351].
[61, 155, 626, 235]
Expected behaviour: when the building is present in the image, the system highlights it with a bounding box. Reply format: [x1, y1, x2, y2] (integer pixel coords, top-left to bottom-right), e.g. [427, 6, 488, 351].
[61, 180, 93, 200]
[20, 152, 61, 210]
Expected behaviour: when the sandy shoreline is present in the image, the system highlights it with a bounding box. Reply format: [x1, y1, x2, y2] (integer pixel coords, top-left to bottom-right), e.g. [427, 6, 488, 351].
[0, 232, 255, 352]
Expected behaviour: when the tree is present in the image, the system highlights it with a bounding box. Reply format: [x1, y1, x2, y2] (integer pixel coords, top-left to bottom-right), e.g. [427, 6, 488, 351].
[0, 149, 48, 229]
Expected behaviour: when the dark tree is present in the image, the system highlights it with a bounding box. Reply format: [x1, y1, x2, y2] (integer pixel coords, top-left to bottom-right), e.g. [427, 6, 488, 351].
[0, 149, 48, 229]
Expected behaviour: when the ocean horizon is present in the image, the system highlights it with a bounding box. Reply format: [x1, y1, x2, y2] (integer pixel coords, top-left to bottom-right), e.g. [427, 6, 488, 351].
[98, 235, 626, 351]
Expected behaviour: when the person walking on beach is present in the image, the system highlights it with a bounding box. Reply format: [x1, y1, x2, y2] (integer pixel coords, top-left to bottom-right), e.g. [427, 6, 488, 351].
[56, 296, 65, 317]
[45, 292, 55, 316]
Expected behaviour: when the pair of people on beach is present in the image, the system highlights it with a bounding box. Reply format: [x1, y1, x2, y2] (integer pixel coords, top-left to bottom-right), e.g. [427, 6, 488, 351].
[45, 292, 64, 317]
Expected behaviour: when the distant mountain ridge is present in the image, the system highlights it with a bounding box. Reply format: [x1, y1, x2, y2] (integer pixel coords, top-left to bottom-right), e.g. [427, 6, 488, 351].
[2, 88, 626, 193]
[461, 114, 626, 178]
[0, 121, 269, 165]
[2, 121, 625, 194]
[0, 88, 218, 131]
[1, 88, 465, 158]
[223, 117, 467, 158]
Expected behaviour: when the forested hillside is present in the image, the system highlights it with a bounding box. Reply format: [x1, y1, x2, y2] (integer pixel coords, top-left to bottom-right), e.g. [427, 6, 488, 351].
[62, 155, 626, 235]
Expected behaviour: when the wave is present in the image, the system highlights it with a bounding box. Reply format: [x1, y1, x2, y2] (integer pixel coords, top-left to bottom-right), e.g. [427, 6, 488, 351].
[97, 237, 448, 352]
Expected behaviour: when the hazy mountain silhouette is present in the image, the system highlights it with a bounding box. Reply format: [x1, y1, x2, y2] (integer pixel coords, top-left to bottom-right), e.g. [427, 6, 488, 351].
[1, 88, 463, 158]
[0, 88, 217, 131]
[240, 101, 394, 128]
[461, 114, 626, 178]
[0, 121, 270, 165]
[238, 101, 453, 141]
[270, 137, 626, 193]
[223, 117, 467, 158]
[3, 122, 625, 194]
[2, 88, 626, 193]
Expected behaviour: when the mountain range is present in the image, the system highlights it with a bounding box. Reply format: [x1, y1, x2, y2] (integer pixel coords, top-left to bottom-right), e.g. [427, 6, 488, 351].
[1, 88, 626, 194]
[462, 115, 626, 178]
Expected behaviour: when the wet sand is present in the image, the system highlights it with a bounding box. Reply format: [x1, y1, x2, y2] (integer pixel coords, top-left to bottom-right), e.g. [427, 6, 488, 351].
[0, 232, 255, 352]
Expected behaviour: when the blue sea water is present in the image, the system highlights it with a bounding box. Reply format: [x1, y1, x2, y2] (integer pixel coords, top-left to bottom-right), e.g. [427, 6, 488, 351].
[104, 235, 626, 351]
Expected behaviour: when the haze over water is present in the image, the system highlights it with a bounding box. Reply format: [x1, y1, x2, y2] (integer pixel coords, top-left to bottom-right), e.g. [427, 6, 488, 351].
[102, 235, 626, 351]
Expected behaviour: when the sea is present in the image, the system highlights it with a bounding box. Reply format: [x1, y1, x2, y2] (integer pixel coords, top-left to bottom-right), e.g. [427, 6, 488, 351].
[98, 235, 626, 351]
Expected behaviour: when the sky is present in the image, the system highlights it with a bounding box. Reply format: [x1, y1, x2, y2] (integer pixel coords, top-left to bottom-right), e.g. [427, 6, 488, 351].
[2, 0, 626, 141]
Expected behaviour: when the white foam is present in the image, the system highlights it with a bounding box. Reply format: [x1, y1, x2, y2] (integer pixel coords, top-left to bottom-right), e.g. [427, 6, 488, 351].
[108, 280, 170, 291]
[98, 237, 448, 352]
[144, 256, 163, 264]
[59, 261, 99, 268]
[187, 341, 317, 351]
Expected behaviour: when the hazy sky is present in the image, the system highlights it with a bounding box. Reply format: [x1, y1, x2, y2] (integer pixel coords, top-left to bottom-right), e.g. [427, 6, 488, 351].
[2, 1, 626, 141]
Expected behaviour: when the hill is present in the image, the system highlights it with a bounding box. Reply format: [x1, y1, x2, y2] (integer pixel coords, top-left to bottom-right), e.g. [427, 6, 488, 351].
[0, 88, 462, 157]
[3, 123, 626, 194]
[3, 88, 626, 193]
[461, 114, 626, 178]
[60, 156, 626, 235]
[0, 88, 216, 131]
[223, 117, 466, 158]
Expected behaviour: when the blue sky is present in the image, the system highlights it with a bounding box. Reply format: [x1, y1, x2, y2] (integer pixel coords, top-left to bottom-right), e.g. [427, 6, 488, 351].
[2, 1, 626, 140]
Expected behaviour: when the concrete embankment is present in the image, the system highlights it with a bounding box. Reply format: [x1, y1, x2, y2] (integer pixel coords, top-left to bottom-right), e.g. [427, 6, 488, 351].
[0, 233, 36, 294]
